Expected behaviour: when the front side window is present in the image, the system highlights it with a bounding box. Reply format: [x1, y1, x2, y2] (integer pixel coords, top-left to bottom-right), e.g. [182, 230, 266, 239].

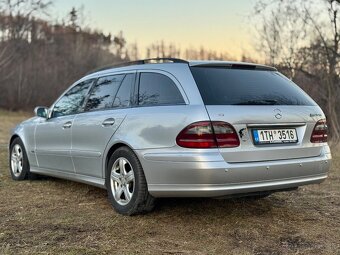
[52, 79, 94, 118]
[84, 74, 125, 111]
[138, 73, 185, 106]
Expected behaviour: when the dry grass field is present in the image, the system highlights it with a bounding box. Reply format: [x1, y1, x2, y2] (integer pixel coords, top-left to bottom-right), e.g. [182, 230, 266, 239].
[0, 110, 32, 145]
[0, 111, 339, 254]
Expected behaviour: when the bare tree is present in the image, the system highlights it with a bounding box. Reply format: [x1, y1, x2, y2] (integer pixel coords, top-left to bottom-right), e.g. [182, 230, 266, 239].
[253, 0, 340, 145]
[113, 31, 127, 60]
[0, 0, 50, 70]
[0, 0, 51, 40]
[145, 42, 232, 61]
[0, 4, 125, 110]
[0, 0, 51, 108]
[146, 41, 181, 59]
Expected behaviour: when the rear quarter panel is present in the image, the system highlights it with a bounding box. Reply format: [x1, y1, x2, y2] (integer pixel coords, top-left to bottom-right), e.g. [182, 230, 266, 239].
[110, 105, 209, 149]
[105, 104, 210, 182]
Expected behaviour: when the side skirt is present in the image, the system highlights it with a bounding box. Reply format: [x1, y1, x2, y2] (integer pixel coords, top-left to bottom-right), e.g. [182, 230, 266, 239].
[30, 167, 106, 189]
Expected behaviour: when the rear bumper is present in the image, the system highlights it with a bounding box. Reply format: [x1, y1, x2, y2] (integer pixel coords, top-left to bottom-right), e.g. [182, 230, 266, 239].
[137, 146, 331, 198]
[148, 173, 327, 197]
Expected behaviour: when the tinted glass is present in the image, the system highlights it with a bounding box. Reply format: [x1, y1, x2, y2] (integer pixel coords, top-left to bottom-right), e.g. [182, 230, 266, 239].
[191, 67, 316, 106]
[52, 79, 93, 117]
[85, 74, 125, 111]
[138, 73, 185, 106]
[113, 74, 134, 108]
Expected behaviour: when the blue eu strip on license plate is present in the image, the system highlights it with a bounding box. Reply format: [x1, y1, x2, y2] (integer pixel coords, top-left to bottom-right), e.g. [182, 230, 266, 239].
[253, 130, 260, 143]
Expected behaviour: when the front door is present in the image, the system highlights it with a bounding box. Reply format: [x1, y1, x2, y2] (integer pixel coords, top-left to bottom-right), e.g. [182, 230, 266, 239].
[35, 115, 75, 172]
[35, 79, 94, 173]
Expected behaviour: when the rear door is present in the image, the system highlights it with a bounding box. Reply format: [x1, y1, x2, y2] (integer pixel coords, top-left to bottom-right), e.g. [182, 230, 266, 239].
[71, 72, 136, 178]
[190, 66, 324, 163]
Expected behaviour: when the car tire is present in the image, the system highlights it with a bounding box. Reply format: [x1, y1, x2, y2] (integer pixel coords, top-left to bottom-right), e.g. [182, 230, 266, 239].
[106, 146, 155, 215]
[9, 137, 36, 180]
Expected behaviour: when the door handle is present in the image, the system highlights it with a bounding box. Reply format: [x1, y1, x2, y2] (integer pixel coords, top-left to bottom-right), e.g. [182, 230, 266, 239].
[62, 121, 72, 129]
[102, 118, 115, 127]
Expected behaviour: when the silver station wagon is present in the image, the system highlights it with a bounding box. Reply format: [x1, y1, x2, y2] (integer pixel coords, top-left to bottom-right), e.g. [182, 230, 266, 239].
[9, 58, 332, 215]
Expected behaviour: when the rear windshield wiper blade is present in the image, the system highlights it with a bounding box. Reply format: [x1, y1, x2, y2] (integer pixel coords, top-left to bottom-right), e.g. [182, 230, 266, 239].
[232, 99, 278, 105]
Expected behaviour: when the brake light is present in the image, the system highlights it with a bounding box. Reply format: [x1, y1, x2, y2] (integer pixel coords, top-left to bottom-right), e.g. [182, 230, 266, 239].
[212, 121, 240, 147]
[176, 121, 240, 148]
[310, 119, 328, 143]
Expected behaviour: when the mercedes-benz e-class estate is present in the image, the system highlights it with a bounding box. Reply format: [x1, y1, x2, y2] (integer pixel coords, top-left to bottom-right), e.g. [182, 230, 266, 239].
[9, 58, 331, 215]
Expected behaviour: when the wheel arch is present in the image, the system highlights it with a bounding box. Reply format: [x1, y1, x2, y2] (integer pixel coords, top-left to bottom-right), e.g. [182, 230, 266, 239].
[104, 142, 134, 176]
[9, 134, 21, 149]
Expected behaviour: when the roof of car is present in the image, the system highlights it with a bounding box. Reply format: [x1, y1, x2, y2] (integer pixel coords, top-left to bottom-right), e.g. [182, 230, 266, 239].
[85, 58, 277, 78]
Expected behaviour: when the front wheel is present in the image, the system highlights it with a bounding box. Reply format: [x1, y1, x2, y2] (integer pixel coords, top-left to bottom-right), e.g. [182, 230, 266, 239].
[106, 146, 155, 215]
[9, 137, 34, 180]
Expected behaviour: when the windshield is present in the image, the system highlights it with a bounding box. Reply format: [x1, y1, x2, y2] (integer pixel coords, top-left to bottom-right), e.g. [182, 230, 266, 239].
[190, 67, 316, 106]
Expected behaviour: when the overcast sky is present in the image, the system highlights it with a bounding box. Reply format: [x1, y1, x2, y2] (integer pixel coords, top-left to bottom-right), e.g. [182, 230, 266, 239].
[52, 0, 256, 60]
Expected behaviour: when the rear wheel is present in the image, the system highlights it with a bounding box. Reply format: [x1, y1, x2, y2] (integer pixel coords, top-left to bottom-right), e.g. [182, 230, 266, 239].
[106, 146, 155, 215]
[9, 137, 34, 180]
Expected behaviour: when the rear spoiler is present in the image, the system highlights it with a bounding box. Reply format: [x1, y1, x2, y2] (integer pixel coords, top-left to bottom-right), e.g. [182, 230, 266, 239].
[189, 61, 277, 71]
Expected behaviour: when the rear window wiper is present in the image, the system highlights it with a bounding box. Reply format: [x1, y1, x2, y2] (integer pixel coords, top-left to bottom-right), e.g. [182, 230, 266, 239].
[232, 99, 278, 105]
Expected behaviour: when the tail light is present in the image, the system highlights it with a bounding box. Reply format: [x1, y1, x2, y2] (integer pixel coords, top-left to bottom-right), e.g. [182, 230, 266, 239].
[176, 121, 240, 148]
[310, 119, 328, 143]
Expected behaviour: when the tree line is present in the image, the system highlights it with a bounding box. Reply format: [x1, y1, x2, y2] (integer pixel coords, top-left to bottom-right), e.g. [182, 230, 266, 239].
[0, 0, 339, 144]
[0, 0, 232, 111]
[0, 1, 124, 110]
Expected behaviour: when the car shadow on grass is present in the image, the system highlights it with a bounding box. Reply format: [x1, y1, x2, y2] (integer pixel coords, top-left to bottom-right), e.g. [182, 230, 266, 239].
[31, 174, 292, 218]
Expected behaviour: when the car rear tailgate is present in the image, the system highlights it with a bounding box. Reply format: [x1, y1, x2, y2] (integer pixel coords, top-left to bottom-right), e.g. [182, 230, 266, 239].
[206, 105, 325, 163]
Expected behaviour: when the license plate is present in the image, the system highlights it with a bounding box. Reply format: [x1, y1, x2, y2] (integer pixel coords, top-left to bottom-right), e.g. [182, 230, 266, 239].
[252, 128, 298, 144]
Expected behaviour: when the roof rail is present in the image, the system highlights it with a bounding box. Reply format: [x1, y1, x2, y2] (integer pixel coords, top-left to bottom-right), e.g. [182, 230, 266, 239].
[142, 57, 188, 64]
[87, 58, 188, 74]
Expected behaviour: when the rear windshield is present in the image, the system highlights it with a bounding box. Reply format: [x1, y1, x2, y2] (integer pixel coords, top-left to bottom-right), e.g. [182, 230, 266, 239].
[190, 67, 316, 106]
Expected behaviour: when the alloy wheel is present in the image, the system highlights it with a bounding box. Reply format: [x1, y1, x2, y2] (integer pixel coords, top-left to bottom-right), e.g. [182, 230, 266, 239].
[11, 144, 23, 177]
[110, 157, 135, 205]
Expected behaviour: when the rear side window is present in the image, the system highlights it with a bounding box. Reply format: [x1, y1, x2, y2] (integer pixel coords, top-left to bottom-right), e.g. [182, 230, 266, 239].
[85, 74, 125, 111]
[191, 67, 316, 106]
[113, 74, 134, 108]
[138, 73, 185, 106]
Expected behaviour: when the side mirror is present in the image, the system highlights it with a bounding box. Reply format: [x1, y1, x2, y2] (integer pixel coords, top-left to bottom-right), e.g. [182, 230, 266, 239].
[34, 106, 48, 118]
